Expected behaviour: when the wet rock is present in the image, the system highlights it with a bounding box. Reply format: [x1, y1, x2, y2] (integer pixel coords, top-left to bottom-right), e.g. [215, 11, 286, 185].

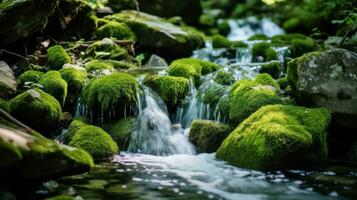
[145, 54, 168, 68]
[0, 61, 16, 98]
[0, 0, 59, 47]
[108, 10, 204, 60]
[103, 117, 137, 150]
[0, 120, 93, 182]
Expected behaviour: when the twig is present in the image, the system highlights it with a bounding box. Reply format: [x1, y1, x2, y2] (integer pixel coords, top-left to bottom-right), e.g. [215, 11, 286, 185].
[0, 49, 29, 61]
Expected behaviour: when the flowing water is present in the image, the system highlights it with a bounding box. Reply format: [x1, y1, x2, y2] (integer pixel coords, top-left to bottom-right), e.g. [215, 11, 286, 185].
[38, 17, 357, 200]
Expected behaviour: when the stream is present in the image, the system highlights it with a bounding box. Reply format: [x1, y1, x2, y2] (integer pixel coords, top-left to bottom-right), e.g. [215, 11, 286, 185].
[36, 17, 357, 200]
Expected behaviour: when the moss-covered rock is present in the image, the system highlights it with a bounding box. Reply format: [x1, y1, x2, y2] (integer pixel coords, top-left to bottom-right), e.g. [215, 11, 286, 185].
[84, 60, 113, 73]
[217, 20, 231, 36]
[81, 73, 138, 123]
[96, 21, 136, 40]
[189, 120, 231, 153]
[259, 61, 282, 79]
[69, 125, 118, 159]
[152, 75, 189, 109]
[212, 34, 230, 49]
[248, 34, 269, 41]
[63, 119, 87, 144]
[103, 117, 136, 150]
[214, 71, 236, 85]
[277, 77, 289, 90]
[39, 71, 68, 106]
[105, 60, 137, 70]
[202, 84, 228, 106]
[252, 42, 277, 61]
[217, 104, 330, 171]
[271, 33, 308, 46]
[229, 74, 281, 124]
[17, 70, 44, 87]
[86, 38, 128, 60]
[289, 37, 315, 58]
[47, 45, 71, 70]
[9, 89, 62, 134]
[0, 122, 93, 181]
[107, 10, 204, 59]
[0, 98, 10, 113]
[168, 58, 221, 85]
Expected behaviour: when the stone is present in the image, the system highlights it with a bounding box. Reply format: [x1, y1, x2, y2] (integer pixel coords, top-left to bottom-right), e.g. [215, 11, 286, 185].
[0, 61, 16, 98]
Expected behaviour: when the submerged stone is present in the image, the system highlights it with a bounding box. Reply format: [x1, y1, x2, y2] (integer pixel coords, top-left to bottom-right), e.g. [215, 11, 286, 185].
[217, 104, 331, 171]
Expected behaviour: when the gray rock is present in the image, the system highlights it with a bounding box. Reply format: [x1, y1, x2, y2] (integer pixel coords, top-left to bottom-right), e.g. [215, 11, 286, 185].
[0, 61, 16, 98]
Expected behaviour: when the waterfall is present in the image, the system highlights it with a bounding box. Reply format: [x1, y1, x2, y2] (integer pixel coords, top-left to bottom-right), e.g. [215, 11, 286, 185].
[128, 82, 195, 156]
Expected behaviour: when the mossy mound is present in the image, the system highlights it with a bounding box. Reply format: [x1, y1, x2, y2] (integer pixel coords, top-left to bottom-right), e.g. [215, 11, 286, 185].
[248, 34, 269, 41]
[69, 125, 118, 159]
[103, 117, 136, 150]
[217, 104, 330, 171]
[212, 34, 230, 49]
[9, 89, 62, 134]
[231, 41, 249, 48]
[87, 38, 128, 60]
[84, 60, 113, 73]
[39, 71, 68, 106]
[47, 45, 71, 70]
[168, 58, 221, 85]
[259, 61, 282, 79]
[96, 21, 136, 41]
[17, 70, 44, 87]
[0, 98, 10, 113]
[105, 60, 137, 70]
[214, 71, 236, 85]
[289, 38, 315, 58]
[63, 119, 87, 144]
[252, 42, 277, 61]
[189, 120, 231, 153]
[229, 74, 281, 124]
[202, 84, 228, 106]
[271, 34, 307, 46]
[81, 73, 138, 123]
[152, 75, 189, 109]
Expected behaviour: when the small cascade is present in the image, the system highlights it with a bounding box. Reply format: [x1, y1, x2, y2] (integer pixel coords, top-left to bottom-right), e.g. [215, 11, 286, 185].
[128, 80, 195, 156]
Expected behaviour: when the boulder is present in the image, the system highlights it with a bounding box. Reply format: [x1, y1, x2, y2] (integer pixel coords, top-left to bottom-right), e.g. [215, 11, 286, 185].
[0, 61, 16, 98]
[287, 48, 357, 131]
[0, 118, 93, 182]
[217, 104, 331, 171]
[0, 0, 59, 47]
[107, 10, 204, 60]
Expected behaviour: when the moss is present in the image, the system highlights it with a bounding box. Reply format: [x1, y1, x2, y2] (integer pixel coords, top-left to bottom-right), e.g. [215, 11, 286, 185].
[259, 62, 282, 79]
[81, 73, 138, 123]
[231, 41, 248, 48]
[202, 84, 228, 106]
[59, 67, 87, 95]
[84, 60, 113, 72]
[103, 117, 136, 150]
[168, 58, 221, 85]
[152, 75, 189, 108]
[70, 125, 118, 159]
[199, 14, 215, 26]
[63, 119, 87, 144]
[283, 18, 301, 33]
[252, 42, 277, 61]
[214, 71, 236, 85]
[189, 120, 232, 153]
[217, 104, 330, 171]
[271, 34, 307, 46]
[216, 94, 231, 119]
[277, 77, 289, 90]
[248, 34, 269, 41]
[105, 60, 137, 70]
[87, 38, 128, 60]
[212, 34, 230, 49]
[217, 20, 231, 36]
[96, 21, 136, 41]
[289, 37, 315, 58]
[44, 195, 75, 200]
[229, 76, 281, 124]
[17, 70, 44, 87]
[39, 71, 68, 107]
[0, 98, 10, 113]
[9, 89, 62, 134]
[47, 45, 71, 70]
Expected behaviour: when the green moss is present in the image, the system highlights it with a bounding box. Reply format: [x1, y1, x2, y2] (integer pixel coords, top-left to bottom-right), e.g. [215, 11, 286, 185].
[84, 60, 113, 72]
[96, 21, 136, 41]
[189, 120, 231, 153]
[103, 117, 136, 150]
[231, 41, 248, 48]
[152, 75, 189, 108]
[63, 119, 87, 144]
[252, 42, 277, 61]
[17, 70, 44, 87]
[10, 89, 62, 134]
[214, 71, 236, 85]
[277, 77, 289, 90]
[105, 60, 137, 70]
[212, 34, 230, 49]
[81, 73, 138, 123]
[168, 58, 221, 85]
[87, 38, 128, 60]
[70, 125, 118, 159]
[248, 34, 269, 41]
[202, 84, 227, 106]
[47, 45, 71, 70]
[199, 14, 215, 26]
[271, 34, 307, 46]
[289, 37, 315, 58]
[60, 67, 87, 95]
[216, 94, 230, 119]
[283, 18, 302, 33]
[259, 62, 282, 79]
[39, 71, 68, 106]
[0, 98, 10, 113]
[229, 75, 281, 124]
[217, 20, 231, 36]
[217, 104, 330, 171]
